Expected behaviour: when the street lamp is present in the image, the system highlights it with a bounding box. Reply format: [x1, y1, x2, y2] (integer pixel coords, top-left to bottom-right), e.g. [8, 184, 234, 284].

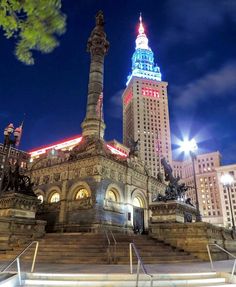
[180, 138, 202, 222]
[0, 123, 21, 194]
[220, 173, 235, 232]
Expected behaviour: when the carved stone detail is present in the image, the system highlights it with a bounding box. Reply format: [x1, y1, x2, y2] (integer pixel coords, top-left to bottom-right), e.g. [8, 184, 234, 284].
[68, 197, 93, 211]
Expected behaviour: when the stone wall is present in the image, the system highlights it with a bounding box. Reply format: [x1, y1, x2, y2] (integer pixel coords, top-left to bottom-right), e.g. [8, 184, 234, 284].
[30, 153, 166, 233]
[149, 222, 236, 261]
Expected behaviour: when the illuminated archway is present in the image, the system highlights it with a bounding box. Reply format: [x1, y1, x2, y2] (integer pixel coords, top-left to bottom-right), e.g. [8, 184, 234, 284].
[131, 189, 148, 233]
[133, 196, 144, 208]
[131, 189, 148, 209]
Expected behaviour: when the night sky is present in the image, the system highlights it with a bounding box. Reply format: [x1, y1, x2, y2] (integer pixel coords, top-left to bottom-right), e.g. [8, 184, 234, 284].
[0, 0, 236, 164]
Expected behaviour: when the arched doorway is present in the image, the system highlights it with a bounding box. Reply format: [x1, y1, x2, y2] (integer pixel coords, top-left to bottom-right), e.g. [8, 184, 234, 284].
[133, 195, 144, 234]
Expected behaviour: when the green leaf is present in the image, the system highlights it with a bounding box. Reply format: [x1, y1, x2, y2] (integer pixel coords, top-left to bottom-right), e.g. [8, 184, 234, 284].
[0, 0, 66, 64]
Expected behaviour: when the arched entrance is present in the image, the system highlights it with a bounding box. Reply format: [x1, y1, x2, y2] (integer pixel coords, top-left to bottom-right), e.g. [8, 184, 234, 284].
[133, 195, 145, 234]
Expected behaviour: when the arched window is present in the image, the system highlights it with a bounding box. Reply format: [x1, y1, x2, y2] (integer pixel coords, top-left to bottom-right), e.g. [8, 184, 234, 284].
[133, 196, 144, 208]
[107, 190, 117, 202]
[50, 192, 60, 203]
[106, 188, 119, 202]
[75, 188, 89, 199]
[37, 194, 43, 204]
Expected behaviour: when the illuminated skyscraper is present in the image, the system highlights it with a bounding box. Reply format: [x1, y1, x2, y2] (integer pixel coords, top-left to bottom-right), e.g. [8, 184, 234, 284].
[123, 15, 172, 177]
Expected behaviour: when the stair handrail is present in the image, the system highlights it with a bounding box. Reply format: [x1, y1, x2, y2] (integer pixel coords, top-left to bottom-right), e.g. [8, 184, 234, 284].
[206, 243, 236, 282]
[0, 241, 39, 286]
[104, 229, 111, 246]
[109, 230, 117, 263]
[103, 229, 112, 263]
[129, 242, 153, 287]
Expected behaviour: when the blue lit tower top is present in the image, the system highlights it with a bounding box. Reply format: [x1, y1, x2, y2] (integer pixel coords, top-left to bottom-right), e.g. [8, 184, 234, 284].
[126, 14, 162, 85]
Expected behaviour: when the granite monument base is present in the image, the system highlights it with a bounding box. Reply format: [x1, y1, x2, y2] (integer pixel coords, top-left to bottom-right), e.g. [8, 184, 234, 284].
[150, 200, 198, 223]
[0, 192, 46, 250]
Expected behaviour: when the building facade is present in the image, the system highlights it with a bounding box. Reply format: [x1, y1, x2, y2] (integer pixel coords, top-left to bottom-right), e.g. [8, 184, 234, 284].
[216, 164, 236, 230]
[123, 16, 172, 178]
[173, 151, 224, 226]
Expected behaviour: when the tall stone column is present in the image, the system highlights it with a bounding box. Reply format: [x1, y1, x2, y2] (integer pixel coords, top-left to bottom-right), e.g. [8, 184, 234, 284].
[81, 11, 109, 139]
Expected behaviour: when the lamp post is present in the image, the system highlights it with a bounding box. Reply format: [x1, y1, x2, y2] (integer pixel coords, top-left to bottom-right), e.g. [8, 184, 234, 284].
[180, 139, 202, 222]
[0, 123, 21, 194]
[220, 173, 235, 232]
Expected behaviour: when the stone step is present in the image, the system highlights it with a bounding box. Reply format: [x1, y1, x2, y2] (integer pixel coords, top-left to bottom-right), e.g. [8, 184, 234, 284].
[33, 242, 175, 248]
[4, 248, 107, 255]
[1, 254, 198, 265]
[20, 272, 230, 287]
[1, 248, 194, 257]
[25, 272, 220, 280]
[22, 280, 236, 287]
[3, 251, 188, 258]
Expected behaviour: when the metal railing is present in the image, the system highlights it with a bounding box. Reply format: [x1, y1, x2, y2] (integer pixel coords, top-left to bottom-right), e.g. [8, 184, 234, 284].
[109, 229, 117, 263]
[207, 243, 236, 282]
[104, 229, 111, 263]
[129, 242, 153, 287]
[0, 241, 39, 286]
[103, 229, 117, 263]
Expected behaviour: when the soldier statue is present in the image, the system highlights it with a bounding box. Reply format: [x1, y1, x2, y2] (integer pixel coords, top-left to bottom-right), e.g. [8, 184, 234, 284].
[154, 158, 188, 202]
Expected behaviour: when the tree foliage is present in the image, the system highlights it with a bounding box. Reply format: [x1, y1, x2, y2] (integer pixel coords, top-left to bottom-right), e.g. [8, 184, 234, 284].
[0, 0, 66, 65]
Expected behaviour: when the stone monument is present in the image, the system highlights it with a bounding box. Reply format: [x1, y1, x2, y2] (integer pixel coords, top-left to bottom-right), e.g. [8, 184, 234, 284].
[151, 158, 198, 223]
[0, 161, 46, 250]
[28, 11, 166, 234]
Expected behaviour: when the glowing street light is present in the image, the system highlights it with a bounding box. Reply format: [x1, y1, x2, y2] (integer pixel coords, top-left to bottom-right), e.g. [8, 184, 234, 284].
[220, 173, 235, 232]
[180, 138, 202, 222]
[179, 138, 198, 155]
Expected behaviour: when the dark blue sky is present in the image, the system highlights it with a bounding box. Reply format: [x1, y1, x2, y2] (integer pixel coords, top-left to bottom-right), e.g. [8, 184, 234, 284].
[0, 0, 236, 164]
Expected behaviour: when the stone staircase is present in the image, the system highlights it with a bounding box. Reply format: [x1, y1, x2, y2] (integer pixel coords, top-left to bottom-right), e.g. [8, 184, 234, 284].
[114, 233, 198, 264]
[0, 232, 199, 265]
[19, 272, 236, 287]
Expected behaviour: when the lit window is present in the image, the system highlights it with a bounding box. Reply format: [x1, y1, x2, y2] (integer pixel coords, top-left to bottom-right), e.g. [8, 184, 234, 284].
[107, 190, 117, 202]
[75, 188, 89, 199]
[50, 192, 60, 203]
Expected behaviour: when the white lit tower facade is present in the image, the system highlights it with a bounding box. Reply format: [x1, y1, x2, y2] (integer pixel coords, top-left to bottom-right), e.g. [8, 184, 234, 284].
[123, 16, 172, 177]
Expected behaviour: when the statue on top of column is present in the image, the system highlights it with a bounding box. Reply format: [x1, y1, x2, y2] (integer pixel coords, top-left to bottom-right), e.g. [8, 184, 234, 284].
[87, 10, 109, 56]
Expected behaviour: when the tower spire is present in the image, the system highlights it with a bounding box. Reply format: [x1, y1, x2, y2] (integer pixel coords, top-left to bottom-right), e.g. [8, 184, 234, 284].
[126, 14, 162, 85]
[138, 12, 144, 35]
[81, 11, 109, 139]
